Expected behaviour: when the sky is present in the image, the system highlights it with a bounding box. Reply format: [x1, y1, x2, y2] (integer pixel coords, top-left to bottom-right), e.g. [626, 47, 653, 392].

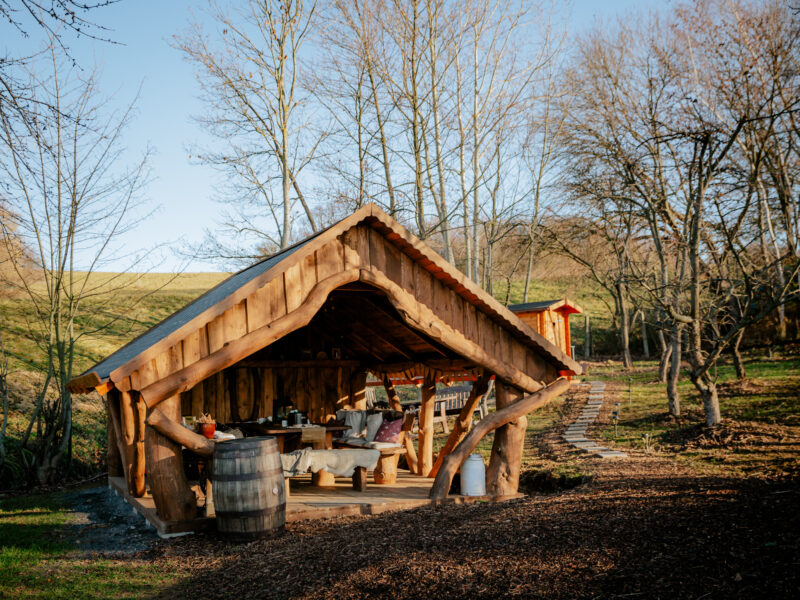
[1, 0, 665, 273]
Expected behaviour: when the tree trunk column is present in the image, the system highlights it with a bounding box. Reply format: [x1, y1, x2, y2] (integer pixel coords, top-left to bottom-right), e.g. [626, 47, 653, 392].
[106, 402, 124, 478]
[418, 371, 436, 477]
[145, 394, 197, 522]
[487, 381, 526, 497]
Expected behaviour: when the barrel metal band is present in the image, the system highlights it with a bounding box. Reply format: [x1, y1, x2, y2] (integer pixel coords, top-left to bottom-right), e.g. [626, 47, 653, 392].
[211, 466, 283, 482]
[215, 448, 278, 459]
[216, 505, 284, 519]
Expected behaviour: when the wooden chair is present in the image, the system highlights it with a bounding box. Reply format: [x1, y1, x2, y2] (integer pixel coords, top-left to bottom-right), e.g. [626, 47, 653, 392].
[335, 412, 417, 484]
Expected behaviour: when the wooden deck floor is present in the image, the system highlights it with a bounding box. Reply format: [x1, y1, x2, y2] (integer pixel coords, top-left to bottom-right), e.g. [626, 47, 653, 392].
[109, 472, 503, 538]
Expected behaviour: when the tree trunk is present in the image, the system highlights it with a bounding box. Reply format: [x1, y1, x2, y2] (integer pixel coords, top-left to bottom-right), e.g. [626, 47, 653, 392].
[640, 311, 650, 359]
[667, 326, 682, 418]
[430, 378, 570, 500]
[486, 382, 526, 497]
[145, 394, 197, 522]
[418, 372, 436, 477]
[616, 284, 633, 368]
[732, 329, 746, 380]
[657, 328, 671, 384]
[694, 374, 722, 427]
[523, 244, 533, 303]
[584, 313, 591, 359]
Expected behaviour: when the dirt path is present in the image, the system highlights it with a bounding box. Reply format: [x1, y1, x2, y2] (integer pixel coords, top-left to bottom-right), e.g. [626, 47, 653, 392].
[146, 436, 798, 599]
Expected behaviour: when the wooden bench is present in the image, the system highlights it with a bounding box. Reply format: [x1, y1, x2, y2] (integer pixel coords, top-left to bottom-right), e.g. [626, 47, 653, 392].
[284, 465, 369, 496]
[333, 412, 416, 484]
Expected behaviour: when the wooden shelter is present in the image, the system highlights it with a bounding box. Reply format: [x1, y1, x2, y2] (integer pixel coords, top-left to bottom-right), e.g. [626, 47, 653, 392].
[68, 204, 581, 530]
[508, 299, 583, 359]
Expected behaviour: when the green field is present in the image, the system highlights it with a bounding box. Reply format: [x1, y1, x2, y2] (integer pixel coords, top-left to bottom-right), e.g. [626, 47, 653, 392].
[0, 492, 178, 599]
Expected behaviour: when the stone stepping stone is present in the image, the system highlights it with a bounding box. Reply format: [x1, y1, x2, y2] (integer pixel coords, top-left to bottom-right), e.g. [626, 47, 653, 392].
[588, 394, 604, 399]
[563, 436, 589, 443]
[595, 451, 627, 459]
[586, 400, 603, 405]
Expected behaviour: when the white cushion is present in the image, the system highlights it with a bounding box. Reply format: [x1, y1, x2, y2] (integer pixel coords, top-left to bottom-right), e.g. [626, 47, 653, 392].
[365, 413, 383, 442]
[342, 410, 366, 438]
[367, 441, 402, 450]
[341, 438, 370, 447]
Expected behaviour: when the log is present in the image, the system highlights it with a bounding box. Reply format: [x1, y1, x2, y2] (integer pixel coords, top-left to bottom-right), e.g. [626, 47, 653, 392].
[134, 396, 147, 496]
[352, 466, 368, 491]
[106, 400, 124, 478]
[487, 382, 526, 497]
[145, 394, 198, 522]
[106, 391, 129, 482]
[145, 406, 215, 458]
[119, 390, 145, 497]
[382, 374, 403, 411]
[430, 377, 570, 500]
[358, 269, 546, 394]
[400, 411, 418, 474]
[429, 372, 491, 478]
[138, 269, 360, 408]
[418, 372, 436, 477]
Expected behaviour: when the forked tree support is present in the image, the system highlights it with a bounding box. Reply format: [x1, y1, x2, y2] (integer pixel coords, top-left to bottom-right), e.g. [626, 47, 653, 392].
[487, 382, 527, 497]
[430, 377, 570, 501]
[429, 371, 491, 478]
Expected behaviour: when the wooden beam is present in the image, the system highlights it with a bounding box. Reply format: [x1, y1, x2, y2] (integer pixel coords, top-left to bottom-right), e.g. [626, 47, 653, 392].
[138, 269, 360, 408]
[359, 296, 449, 358]
[119, 390, 145, 497]
[429, 377, 570, 500]
[429, 371, 490, 478]
[66, 371, 102, 394]
[144, 394, 198, 522]
[487, 382, 526, 497]
[95, 381, 114, 396]
[382, 374, 403, 411]
[105, 393, 126, 479]
[418, 371, 436, 477]
[237, 359, 362, 368]
[145, 407, 214, 458]
[400, 412, 418, 474]
[358, 269, 546, 394]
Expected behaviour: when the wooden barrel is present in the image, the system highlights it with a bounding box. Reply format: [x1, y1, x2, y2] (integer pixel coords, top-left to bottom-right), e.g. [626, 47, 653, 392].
[212, 436, 286, 539]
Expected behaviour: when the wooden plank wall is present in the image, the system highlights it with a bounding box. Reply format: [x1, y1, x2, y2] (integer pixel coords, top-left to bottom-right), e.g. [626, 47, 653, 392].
[128, 221, 556, 404]
[179, 365, 362, 424]
[352, 225, 558, 383]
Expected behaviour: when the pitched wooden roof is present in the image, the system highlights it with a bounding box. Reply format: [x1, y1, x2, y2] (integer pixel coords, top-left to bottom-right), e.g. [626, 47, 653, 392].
[68, 204, 581, 396]
[509, 298, 583, 315]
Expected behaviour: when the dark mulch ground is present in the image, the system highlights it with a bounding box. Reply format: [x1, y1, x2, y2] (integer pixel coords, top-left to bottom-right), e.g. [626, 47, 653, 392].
[148, 453, 800, 600]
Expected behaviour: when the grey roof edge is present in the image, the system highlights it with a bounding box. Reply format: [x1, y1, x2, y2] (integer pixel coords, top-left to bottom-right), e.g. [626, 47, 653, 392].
[508, 300, 562, 312]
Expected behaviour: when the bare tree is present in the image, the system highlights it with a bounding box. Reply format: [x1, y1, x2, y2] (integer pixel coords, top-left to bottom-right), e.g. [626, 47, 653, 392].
[0, 44, 151, 483]
[177, 0, 321, 261]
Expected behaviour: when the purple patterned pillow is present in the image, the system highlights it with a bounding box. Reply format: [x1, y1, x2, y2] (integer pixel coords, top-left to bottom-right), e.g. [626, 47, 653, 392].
[373, 418, 403, 443]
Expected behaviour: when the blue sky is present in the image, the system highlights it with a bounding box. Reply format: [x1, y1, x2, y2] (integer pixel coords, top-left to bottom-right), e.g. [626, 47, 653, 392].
[2, 0, 665, 273]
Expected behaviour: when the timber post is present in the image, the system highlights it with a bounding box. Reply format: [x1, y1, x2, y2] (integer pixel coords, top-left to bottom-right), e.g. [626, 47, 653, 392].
[144, 394, 198, 522]
[418, 370, 436, 477]
[486, 382, 526, 497]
